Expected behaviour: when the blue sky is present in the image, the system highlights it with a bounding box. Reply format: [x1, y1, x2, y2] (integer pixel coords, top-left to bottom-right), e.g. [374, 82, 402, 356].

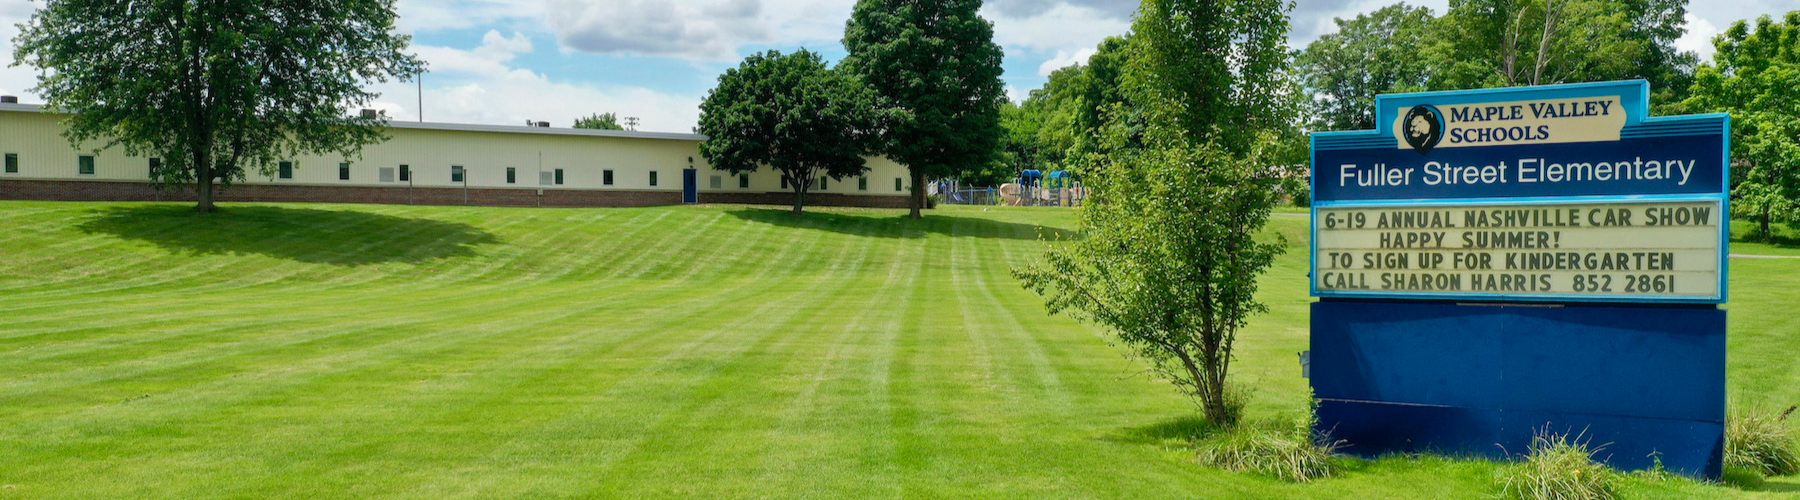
[0, 0, 1790, 133]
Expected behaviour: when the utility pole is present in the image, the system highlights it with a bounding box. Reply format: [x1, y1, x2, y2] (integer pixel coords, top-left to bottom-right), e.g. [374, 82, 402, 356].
[417, 72, 424, 122]
[625, 117, 640, 131]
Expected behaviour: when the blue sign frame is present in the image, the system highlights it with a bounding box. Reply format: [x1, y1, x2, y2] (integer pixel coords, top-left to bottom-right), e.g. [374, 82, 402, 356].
[1309, 80, 1731, 304]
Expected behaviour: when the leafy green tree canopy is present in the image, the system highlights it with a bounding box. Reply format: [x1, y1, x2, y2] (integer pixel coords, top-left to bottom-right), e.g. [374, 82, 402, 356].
[1127, 0, 1293, 156]
[573, 113, 625, 131]
[842, 0, 1008, 218]
[1298, 3, 1436, 131]
[698, 49, 875, 214]
[13, 0, 424, 212]
[1682, 12, 1800, 240]
[1071, 36, 1141, 152]
[986, 66, 1088, 187]
[1431, 0, 1693, 104]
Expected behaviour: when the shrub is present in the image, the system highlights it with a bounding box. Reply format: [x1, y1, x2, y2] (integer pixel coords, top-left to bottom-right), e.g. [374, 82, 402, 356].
[1196, 418, 1340, 483]
[1498, 430, 1617, 500]
[1725, 406, 1800, 477]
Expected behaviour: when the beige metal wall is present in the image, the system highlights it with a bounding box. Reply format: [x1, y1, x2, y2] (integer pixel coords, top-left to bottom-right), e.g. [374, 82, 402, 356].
[0, 110, 157, 182]
[0, 108, 913, 197]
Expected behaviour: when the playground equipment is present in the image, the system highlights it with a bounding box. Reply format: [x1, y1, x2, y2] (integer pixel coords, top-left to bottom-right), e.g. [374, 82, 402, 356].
[939, 170, 1085, 207]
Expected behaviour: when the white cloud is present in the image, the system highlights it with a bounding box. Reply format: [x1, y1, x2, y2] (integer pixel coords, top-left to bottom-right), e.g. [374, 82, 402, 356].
[1688, 2, 1793, 42]
[988, 0, 1137, 19]
[0, 0, 32, 18]
[0, 0, 40, 101]
[546, 0, 771, 61]
[1676, 13, 1720, 63]
[394, 0, 544, 34]
[1037, 47, 1097, 76]
[988, 3, 1131, 53]
[371, 29, 700, 133]
[1293, 0, 1449, 47]
[414, 30, 534, 76]
[755, 0, 861, 45]
[370, 75, 701, 133]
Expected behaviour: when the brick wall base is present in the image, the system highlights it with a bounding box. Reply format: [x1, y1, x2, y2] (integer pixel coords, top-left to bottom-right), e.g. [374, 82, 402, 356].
[700, 191, 912, 209]
[0, 179, 911, 209]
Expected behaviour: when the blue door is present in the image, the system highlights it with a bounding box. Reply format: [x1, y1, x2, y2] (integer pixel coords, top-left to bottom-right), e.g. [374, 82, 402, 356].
[682, 169, 698, 204]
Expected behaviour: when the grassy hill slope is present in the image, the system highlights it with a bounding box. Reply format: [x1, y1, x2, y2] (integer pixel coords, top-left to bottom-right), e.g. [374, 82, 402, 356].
[0, 202, 1794, 499]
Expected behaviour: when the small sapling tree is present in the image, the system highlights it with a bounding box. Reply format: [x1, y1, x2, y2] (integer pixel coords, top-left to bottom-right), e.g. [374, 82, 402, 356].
[1015, 0, 1294, 426]
[1014, 135, 1287, 425]
[13, 0, 424, 213]
[698, 49, 875, 214]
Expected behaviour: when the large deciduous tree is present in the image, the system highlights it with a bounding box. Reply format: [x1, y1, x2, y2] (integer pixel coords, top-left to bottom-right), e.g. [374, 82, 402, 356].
[13, 0, 424, 213]
[1430, 0, 1693, 104]
[698, 49, 875, 215]
[1016, 0, 1294, 426]
[1682, 12, 1800, 240]
[842, 0, 1008, 219]
[1298, 3, 1437, 131]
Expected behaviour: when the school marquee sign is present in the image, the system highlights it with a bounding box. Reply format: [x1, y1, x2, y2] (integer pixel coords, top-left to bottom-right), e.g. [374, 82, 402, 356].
[1310, 80, 1729, 303]
[1306, 80, 1731, 479]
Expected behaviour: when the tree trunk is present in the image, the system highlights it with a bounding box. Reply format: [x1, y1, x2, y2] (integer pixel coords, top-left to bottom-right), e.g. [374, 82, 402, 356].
[194, 152, 215, 213]
[909, 168, 926, 219]
[793, 184, 806, 215]
[197, 175, 215, 213]
[1176, 348, 1234, 426]
[1763, 205, 1773, 240]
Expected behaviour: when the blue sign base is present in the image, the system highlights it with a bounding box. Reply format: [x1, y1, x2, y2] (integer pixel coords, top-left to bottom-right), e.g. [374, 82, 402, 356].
[1310, 299, 1725, 478]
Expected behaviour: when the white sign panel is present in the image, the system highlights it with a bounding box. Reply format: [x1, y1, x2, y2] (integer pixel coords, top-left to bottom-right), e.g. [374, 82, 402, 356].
[1314, 200, 1722, 301]
[1391, 96, 1627, 150]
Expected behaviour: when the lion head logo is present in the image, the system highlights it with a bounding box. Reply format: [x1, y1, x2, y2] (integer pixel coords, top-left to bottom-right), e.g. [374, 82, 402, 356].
[1402, 104, 1444, 154]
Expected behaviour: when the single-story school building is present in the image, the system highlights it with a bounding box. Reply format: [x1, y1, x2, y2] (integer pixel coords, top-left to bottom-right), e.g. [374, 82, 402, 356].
[0, 100, 912, 208]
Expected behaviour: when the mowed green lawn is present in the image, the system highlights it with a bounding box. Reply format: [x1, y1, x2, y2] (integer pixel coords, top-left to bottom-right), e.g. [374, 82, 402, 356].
[0, 201, 1795, 499]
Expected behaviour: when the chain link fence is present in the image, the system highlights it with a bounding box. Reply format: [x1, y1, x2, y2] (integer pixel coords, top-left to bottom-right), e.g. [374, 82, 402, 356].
[936, 185, 1085, 207]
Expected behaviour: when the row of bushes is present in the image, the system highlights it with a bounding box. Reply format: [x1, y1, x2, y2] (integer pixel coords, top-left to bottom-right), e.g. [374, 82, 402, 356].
[1188, 404, 1800, 498]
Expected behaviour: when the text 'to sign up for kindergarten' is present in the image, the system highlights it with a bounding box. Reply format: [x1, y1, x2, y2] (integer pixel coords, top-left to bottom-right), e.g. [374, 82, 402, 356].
[1310, 81, 1730, 303]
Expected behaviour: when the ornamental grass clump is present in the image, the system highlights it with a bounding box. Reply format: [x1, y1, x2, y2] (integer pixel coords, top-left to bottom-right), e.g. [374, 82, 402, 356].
[1196, 419, 1340, 483]
[1498, 430, 1616, 500]
[1725, 406, 1800, 477]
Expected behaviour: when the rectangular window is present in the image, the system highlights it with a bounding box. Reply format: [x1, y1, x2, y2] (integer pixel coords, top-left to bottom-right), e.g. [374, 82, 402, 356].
[149, 158, 162, 178]
[399, 164, 411, 182]
[649, 171, 658, 187]
[78, 155, 96, 175]
[4, 153, 16, 174]
[277, 161, 293, 179]
[379, 167, 395, 183]
[603, 170, 614, 186]
[820, 178, 828, 190]
[506, 167, 516, 184]
[555, 168, 564, 185]
[710, 175, 722, 189]
[858, 176, 868, 191]
[739, 174, 749, 189]
[895, 177, 904, 192]
[339, 162, 351, 181]
[781, 175, 790, 190]
[451, 165, 464, 183]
